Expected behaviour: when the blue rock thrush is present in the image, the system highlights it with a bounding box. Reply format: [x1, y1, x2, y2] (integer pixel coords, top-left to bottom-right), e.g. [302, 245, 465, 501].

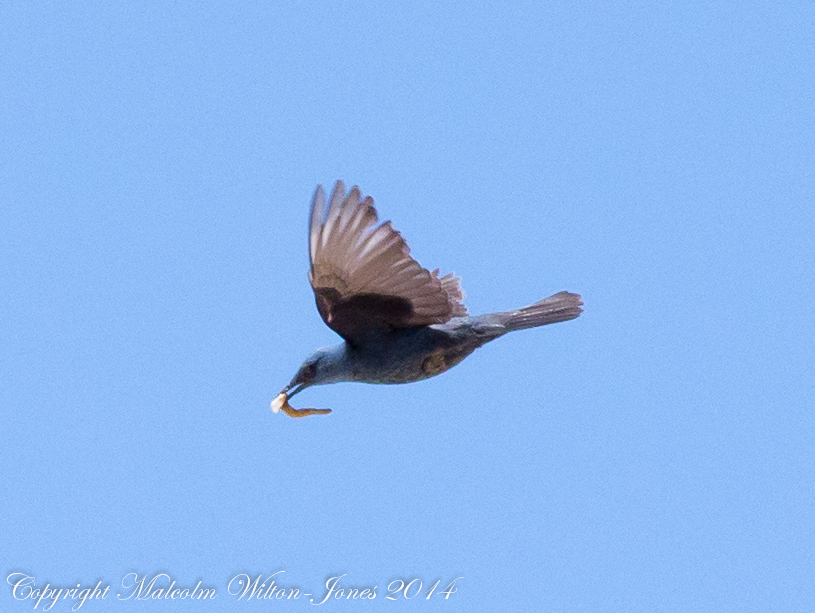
[271, 181, 583, 417]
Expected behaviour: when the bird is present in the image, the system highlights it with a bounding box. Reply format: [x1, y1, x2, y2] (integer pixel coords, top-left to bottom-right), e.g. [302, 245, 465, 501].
[271, 181, 583, 418]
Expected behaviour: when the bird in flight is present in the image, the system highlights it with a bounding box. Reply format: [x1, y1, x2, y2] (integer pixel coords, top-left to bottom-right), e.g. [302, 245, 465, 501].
[272, 181, 583, 417]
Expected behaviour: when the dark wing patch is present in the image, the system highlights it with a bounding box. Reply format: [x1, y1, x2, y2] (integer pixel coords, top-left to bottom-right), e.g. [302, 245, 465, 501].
[314, 288, 414, 343]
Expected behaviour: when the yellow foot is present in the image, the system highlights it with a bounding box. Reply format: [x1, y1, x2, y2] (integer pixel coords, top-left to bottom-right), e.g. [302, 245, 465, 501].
[271, 392, 332, 418]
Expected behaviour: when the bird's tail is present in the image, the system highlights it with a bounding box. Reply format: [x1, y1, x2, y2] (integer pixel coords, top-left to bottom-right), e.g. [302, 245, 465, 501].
[498, 291, 583, 331]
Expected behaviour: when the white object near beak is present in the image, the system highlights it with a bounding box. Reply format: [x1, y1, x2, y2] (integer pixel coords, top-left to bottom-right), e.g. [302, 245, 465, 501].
[271, 392, 287, 413]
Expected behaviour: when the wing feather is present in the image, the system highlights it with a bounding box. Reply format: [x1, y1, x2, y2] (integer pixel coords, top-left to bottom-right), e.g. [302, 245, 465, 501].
[308, 181, 467, 344]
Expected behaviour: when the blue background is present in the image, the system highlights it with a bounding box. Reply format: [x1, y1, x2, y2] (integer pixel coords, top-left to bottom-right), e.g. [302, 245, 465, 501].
[2, 2, 813, 611]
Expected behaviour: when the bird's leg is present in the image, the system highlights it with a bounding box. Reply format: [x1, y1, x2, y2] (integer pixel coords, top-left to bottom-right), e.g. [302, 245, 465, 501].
[271, 392, 331, 418]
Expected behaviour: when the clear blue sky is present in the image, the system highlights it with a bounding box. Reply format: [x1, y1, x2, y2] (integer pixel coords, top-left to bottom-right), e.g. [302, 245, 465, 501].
[2, 2, 813, 611]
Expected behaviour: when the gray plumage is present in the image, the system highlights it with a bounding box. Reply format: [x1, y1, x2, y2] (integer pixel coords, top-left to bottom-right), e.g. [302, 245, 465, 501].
[272, 181, 583, 417]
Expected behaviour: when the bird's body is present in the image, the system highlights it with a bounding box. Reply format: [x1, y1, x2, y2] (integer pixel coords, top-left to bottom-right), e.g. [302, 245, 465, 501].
[272, 181, 583, 417]
[329, 318, 489, 385]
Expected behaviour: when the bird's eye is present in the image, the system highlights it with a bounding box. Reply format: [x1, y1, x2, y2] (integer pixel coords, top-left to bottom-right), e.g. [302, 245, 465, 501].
[307, 362, 317, 378]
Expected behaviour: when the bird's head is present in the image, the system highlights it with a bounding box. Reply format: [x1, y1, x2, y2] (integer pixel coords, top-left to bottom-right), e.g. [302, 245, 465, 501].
[279, 346, 345, 399]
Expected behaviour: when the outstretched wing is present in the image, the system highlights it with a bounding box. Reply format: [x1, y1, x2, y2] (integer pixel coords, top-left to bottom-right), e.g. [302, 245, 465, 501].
[308, 181, 467, 345]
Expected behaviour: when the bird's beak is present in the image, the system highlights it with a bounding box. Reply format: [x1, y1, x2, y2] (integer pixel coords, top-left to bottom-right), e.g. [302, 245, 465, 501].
[271, 378, 331, 418]
[271, 382, 298, 414]
[281, 378, 305, 399]
[271, 375, 306, 411]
